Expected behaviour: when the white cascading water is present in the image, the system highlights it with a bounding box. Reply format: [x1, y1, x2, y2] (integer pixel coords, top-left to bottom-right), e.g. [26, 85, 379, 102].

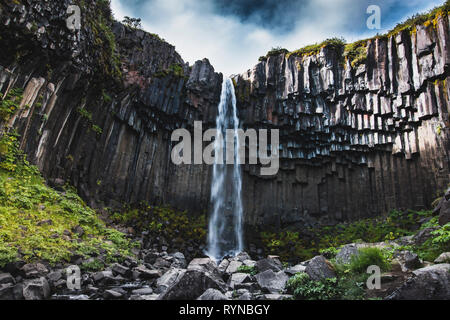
[206, 78, 244, 261]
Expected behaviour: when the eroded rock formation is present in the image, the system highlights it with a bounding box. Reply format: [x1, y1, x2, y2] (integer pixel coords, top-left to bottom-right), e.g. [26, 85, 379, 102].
[0, 0, 448, 237]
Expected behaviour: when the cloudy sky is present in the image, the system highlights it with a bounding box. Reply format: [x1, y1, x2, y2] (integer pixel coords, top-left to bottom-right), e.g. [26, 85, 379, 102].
[111, 0, 444, 76]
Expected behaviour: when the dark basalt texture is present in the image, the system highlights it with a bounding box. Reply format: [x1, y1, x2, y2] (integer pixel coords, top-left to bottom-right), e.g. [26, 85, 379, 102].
[0, 0, 449, 235]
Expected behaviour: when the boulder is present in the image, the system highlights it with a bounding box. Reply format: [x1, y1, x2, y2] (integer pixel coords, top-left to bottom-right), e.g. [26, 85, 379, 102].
[386, 264, 450, 300]
[21, 263, 49, 278]
[103, 289, 124, 299]
[23, 277, 51, 300]
[434, 252, 450, 264]
[243, 260, 256, 267]
[172, 252, 187, 268]
[263, 294, 293, 301]
[255, 270, 289, 293]
[305, 256, 336, 281]
[255, 257, 283, 273]
[336, 244, 359, 264]
[197, 288, 228, 300]
[158, 270, 227, 300]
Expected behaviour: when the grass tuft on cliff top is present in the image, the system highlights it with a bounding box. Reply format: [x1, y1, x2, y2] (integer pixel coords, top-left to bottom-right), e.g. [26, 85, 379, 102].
[0, 130, 137, 268]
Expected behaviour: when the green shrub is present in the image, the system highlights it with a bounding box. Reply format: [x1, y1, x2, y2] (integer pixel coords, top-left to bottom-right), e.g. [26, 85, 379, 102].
[347, 248, 391, 274]
[237, 265, 257, 276]
[286, 273, 341, 300]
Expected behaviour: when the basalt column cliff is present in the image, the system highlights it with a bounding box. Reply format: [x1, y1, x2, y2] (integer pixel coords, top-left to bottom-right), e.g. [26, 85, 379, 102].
[0, 1, 449, 234]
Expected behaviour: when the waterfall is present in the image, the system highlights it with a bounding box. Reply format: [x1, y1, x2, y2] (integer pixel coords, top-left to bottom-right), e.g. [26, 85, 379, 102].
[206, 78, 244, 261]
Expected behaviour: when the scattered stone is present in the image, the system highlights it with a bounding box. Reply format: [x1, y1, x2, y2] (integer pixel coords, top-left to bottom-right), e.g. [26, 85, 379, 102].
[188, 258, 221, 278]
[305, 256, 336, 281]
[218, 259, 230, 273]
[144, 252, 159, 264]
[47, 270, 63, 283]
[235, 252, 252, 262]
[243, 260, 256, 267]
[197, 288, 228, 300]
[0, 284, 15, 300]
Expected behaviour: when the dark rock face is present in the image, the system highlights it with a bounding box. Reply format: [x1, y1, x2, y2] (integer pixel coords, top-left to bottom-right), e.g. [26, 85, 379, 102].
[0, 0, 449, 237]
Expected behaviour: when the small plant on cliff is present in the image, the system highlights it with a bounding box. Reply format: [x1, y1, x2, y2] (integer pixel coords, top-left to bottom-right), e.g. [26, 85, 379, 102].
[0, 88, 24, 123]
[122, 16, 142, 29]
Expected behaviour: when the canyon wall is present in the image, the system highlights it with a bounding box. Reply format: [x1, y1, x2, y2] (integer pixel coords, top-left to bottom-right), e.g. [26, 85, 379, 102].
[0, 0, 449, 234]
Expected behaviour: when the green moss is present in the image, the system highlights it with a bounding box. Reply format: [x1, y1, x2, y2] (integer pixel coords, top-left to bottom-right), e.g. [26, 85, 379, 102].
[0, 131, 136, 267]
[237, 265, 258, 276]
[286, 38, 346, 59]
[0, 88, 24, 123]
[110, 204, 207, 245]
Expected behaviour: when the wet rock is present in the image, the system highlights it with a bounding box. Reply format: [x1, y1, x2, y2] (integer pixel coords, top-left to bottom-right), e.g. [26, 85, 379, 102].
[23, 277, 50, 300]
[305, 256, 336, 281]
[386, 264, 450, 300]
[255, 270, 289, 294]
[197, 288, 228, 300]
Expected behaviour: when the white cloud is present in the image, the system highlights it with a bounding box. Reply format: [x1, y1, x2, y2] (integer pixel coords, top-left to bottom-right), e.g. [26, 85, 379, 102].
[110, 0, 445, 76]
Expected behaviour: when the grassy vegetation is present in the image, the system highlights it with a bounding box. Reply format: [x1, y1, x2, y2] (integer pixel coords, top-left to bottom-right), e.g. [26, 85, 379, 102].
[0, 131, 137, 267]
[109, 204, 207, 246]
[258, 1, 449, 68]
[286, 247, 391, 300]
[154, 63, 186, 79]
[260, 209, 434, 262]
[237, 265, 258, 276]
[0, 88, 24, 123]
